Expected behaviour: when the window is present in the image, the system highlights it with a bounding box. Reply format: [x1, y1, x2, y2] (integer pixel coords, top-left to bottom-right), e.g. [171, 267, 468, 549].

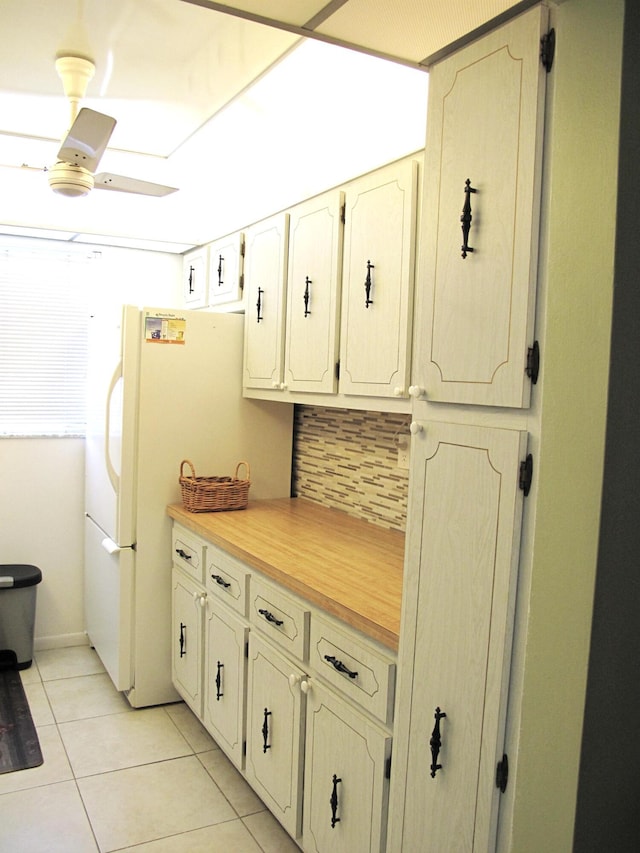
[0, 239, 97, 436]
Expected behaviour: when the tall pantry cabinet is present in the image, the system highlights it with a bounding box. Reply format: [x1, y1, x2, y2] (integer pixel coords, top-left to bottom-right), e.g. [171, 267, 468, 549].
[389, 6, 550, 852]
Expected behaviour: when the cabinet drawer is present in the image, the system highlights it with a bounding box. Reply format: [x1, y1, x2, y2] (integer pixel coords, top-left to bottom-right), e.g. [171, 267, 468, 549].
[205, 544, 250, 617]
[172, 525, 205, 583]
[249, 576, 310, 662]
[310, 613, 396, 726]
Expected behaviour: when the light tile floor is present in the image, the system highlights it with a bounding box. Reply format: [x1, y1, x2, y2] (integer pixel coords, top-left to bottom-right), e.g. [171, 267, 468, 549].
[0, 646, 301, 852]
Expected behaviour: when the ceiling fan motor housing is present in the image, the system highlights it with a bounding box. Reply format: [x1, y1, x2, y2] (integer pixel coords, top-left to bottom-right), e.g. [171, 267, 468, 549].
[48, 161, 94, 197]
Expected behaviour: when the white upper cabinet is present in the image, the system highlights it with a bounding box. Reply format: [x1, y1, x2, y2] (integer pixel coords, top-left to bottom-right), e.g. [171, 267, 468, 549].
[413, 5, 548, 408]
[243, 213, 290, 391]
[339, 159, 418, 399]
[284, 190, 344, 394]
[207, 231, 244, 309]
[182, 246, 208, 307]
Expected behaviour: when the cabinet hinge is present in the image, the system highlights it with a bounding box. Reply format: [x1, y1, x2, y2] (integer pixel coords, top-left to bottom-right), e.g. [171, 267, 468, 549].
[496, 753, 509, 793]
[540, 29, 555, 72]
[385, 753, 392, 780]
[240, 272, 244, 291]
[340, 203, 346, 225]
[519, 454, 533, 497]
[526, 340, 540, 385]
[335, 360, 340, 380]
[243, 740, 247, 757]
[240, 237, 245, 258]
[245, 641, 249, 658]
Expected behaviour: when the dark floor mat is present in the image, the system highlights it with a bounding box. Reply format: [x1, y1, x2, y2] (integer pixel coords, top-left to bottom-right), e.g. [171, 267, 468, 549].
[0, 666, 43, 774]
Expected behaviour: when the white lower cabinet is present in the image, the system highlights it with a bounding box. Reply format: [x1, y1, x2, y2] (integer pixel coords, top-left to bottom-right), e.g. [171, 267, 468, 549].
[171, 568, 205, 717]
[203, 602, 248, 770]
[303, 679, 392, 853]
[245, 632, 307, 839]
[170, 522, 395, 852]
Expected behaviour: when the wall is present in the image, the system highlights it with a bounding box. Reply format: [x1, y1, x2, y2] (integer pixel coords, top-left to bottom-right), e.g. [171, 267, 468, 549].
[0, 241, 182, 648]
[501, 1, 623, 850]
[292, 406, 410, 531]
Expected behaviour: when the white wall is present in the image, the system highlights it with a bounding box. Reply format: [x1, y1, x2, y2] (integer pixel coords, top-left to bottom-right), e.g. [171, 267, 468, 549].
[0, 242, 181, 648]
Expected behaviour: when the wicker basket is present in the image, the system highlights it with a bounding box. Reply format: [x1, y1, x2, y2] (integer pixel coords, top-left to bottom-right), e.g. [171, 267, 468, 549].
[179, 459, 250, 513]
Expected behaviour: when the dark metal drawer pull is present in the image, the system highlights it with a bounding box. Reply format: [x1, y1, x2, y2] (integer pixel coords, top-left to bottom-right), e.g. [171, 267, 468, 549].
[364, 260, 374, 307]
[262, 707, 272, 753]
[430, 706, 447, 777]
[304, 276, 311, 317]
[179, 622, 186, 658]
[175, 548, 192, 561]
[210, 573, 231, 589]
[330, 774, 342, 828]
[256, 287, 263, 322]
[461, 178, 477, 258]
[258, 608, 283, 626]
[215, 661, 223, 700]
[324, 654, 358, 679]
[217, 254, 224, 287]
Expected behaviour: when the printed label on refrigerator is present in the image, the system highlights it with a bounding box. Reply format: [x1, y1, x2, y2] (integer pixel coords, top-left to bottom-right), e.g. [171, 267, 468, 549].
[144, 315, 186, 344]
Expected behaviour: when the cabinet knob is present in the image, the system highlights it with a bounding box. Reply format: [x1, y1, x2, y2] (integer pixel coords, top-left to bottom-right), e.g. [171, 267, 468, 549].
[410, 421, 424, 435]
[409, 385, 426, 399]
[193, 591, 207, 608]
[393, 386, 404, 397]
[288, 673, 301, 688]
[300, 678, 312, 695]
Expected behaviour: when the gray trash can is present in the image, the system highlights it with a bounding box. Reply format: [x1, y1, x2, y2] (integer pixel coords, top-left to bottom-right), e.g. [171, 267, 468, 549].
[0, 564, 42, 670]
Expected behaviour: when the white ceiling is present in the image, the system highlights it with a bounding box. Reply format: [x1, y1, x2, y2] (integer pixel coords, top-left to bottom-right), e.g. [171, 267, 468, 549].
[0, 0, 526, 252]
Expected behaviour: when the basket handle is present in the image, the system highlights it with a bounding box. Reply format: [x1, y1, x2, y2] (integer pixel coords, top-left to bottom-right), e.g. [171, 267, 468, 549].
[235, 461, 250, 481]
[180, 459, 197, 480]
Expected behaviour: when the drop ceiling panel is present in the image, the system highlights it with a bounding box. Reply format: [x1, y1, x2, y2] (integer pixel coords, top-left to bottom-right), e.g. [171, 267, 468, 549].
[314, 0, 525, 63]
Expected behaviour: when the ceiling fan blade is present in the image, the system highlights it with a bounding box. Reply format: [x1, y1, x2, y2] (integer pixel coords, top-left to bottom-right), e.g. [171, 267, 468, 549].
[93, 173, 178, 197]
[58, 108, 116, 172]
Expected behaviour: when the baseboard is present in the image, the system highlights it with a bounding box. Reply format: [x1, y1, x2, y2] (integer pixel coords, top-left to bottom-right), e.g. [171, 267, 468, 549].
[34, 633, 89, 651]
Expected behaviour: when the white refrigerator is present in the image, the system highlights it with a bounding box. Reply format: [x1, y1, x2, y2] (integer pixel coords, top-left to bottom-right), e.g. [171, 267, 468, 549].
[84, 305, 293, 708]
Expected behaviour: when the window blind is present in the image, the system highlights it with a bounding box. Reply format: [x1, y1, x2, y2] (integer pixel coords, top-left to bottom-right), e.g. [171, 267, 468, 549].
[0, 241, 97, 436]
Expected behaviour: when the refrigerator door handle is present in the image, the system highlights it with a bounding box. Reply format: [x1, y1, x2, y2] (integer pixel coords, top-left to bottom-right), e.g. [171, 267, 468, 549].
[105, 359, 123, 494]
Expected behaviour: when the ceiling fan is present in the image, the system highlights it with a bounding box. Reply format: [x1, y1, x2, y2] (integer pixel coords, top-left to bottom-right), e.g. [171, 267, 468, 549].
[46, 54, 177, 199]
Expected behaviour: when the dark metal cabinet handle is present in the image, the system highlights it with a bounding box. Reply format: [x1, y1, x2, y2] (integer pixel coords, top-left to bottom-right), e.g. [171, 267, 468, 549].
[304, 276, 311, 317]
[258, 608, 283, 627]
[262, 708, 272, 753]
[179, 622, 186, 658]
[217, 254, 224, 287]
[175, 548, 191, 561]
[188, 265, 195, 293]
[330, 774, 342, 828]
[461, 178, 477, 258]
[215, 661, 223, 700]
[324, 654, 358, 679]
[256, 287, 264, 323]
[210, 573, 231, 589]
[430, 707, 447, 777]
[364, 260, 374, 307]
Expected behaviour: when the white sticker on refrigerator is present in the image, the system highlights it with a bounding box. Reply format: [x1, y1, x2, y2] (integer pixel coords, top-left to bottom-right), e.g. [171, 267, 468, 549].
[144, 315, 186, 344]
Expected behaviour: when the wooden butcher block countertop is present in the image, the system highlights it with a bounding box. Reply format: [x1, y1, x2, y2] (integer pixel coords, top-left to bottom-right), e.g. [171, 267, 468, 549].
[168, 497, 404, 651]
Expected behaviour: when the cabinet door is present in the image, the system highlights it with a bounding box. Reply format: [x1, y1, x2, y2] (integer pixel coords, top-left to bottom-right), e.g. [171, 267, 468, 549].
[284, 190, 344, 394]
[245, 632, 305, 840]
[414, 5, 548, 408]
[171, 569, 204, 717]
[303, 680, 392, 853]
[389, 421, 528, 852]
[182, 247, 208, 307]
[243, 213, 289, 390]
[203, 601, 248, 770]
[208, 232, 244, 308]
[339, 159, 418, 399]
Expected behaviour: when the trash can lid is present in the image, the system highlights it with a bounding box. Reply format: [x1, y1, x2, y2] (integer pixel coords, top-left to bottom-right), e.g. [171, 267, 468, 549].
[0, 565, 42, 588]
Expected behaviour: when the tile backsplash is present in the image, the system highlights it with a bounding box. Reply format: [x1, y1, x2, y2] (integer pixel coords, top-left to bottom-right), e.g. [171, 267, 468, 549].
[292, 405, 411, 532]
